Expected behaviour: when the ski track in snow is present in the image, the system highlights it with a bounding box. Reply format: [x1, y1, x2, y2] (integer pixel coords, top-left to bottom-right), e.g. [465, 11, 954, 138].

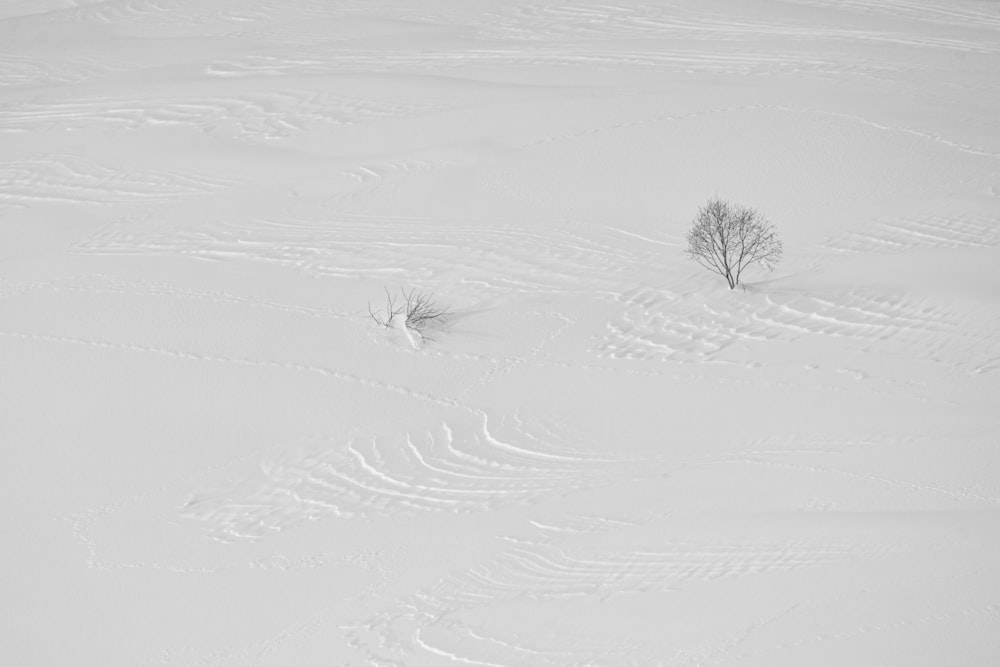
[3, 0, 1000, 665]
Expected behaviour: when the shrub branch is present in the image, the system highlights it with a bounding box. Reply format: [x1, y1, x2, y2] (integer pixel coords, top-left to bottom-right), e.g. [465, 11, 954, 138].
[368, 287, 450, 341]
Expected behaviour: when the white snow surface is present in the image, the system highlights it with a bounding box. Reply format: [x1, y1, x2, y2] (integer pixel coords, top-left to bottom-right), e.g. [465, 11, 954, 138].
[2, 1, 1000, 665]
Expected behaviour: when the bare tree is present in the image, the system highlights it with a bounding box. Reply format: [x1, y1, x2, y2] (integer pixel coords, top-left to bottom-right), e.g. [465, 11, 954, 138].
[685, 197, 783, 289]
[368, 287, 450, 340]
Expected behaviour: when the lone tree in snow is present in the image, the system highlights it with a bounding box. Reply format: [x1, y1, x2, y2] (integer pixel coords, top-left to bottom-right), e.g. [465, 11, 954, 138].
[685, 196, 783, 289]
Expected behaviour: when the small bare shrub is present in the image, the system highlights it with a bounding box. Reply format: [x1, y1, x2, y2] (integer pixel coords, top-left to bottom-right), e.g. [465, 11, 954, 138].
[685, 196, 783, 289]
[368, 287, 450, 340]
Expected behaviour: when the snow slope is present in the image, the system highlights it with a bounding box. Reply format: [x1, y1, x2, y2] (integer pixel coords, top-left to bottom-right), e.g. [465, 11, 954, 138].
[2, 1, 999, 665]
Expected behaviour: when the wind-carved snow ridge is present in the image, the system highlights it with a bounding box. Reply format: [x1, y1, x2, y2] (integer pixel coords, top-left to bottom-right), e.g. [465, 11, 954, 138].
[0, 154, 236, 210]
[0, 0, 296, 34]
[167, 0, 1000, 81]
[475, 2, 1000, 53]
[775, 0, 1000, 32]
[342, 513, 904, 666]
[203, 44, 981, 79]
[0, 91, 446, 138]
[0, 51, 126, 87]
[824, 210, 1000, 254]
[74, 213, 659, 295]
[0, 0, 170, 25]
[599, 285, 1000, 373]
[179, 409, 655, 543]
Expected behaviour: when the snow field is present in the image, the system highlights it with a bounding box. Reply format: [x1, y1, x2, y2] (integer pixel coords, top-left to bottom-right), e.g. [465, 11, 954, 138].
[2, 0, 1000, 665]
